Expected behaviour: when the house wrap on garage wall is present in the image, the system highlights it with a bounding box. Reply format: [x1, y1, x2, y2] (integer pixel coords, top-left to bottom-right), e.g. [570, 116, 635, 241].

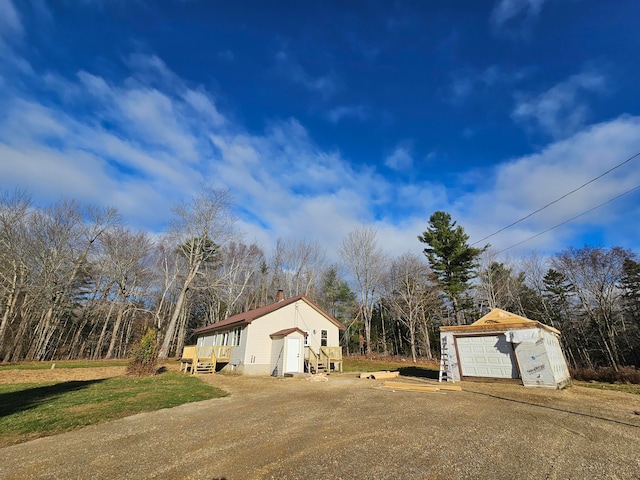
[440, 308, 571, 388]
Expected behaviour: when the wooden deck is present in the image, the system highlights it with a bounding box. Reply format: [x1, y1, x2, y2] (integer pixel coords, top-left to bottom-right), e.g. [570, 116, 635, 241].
[305, 346, 343, 373]
[180, 345, 232, 374]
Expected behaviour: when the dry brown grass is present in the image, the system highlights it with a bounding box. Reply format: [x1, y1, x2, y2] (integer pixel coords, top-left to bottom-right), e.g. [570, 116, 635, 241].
[570, 365, 640, 384]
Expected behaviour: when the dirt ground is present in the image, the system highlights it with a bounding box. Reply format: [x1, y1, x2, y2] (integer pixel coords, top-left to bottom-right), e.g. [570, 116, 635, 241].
[1, 368, 640, 480]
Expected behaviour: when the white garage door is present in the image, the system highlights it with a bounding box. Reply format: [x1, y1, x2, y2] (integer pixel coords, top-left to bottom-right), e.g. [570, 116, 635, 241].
[456, 335, 519, 378]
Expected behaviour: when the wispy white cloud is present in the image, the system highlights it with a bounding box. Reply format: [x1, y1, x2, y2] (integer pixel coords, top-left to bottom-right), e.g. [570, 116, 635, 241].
[512, 70, 607, 138]
[458, 115, 640, 254]
[490, 0, 546, 40]
[0, 43, 441, 258]
[491, 0, 546, 30]
[30, 0, 53, 25]
[183, 88, 225, 127]
[385, 146, 413, 171]
[116, 87, 200, 162]
[449, 65, 529, 104]
[2, 99, 69, 141]
[0, 20, 638, 264]
[326, 105, 369, 123]
[274, 49, 338, 99]
[489, 0, 552, 41]
[0, 0, 23, 48]
[125, 53, 178, 87]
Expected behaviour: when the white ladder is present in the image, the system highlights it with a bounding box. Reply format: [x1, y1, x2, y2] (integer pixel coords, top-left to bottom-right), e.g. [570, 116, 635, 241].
[438, 336, 455, 383]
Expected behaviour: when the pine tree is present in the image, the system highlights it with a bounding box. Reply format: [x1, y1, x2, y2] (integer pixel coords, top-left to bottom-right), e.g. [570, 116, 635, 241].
[418, 211, 487, 325]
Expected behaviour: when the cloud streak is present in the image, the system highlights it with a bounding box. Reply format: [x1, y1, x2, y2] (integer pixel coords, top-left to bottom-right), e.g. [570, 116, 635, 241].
[512, 70, 607, 138]
[459, 116, 640, 253]
[0, 0, 23, 47]
[0, 12, 638, 262]
[274, 49, 338, 99]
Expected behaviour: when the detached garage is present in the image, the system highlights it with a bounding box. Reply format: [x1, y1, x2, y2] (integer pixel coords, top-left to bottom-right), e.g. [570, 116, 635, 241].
[440, 308, 571, 389]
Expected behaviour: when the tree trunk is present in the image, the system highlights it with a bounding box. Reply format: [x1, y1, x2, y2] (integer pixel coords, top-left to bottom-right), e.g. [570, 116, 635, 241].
[105, 298, 126, 359]
[159, 263, 198, 359]
[452, 296, 462, 326]
[0, 262, 20, 350]
[94, 300, 116, 360]
[380, 304, 388, 356]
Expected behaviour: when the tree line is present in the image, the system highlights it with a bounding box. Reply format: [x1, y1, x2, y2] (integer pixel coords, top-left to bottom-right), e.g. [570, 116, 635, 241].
[0, 189, 638, 369]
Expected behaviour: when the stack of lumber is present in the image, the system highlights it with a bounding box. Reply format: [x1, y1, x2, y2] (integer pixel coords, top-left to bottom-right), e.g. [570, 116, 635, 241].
[359, 371, 400, 380]
[382, 381, 462, 393]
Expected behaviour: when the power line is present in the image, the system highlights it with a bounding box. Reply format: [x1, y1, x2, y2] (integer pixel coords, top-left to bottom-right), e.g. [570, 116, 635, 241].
[495, 183, 640, 255]
[471, 151, 640, 246]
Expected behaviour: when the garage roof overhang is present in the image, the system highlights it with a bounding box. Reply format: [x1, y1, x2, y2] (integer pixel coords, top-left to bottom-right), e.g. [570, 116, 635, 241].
[440, 308, 560, 335]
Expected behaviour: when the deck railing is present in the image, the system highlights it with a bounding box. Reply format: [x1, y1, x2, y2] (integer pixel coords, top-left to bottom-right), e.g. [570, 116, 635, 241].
[179, 345, 233, 374]
[304, 346, 343, 373]
[320, 346, 343, 372]
[214, 345, 232, 361]
[305, 347, 319, 373]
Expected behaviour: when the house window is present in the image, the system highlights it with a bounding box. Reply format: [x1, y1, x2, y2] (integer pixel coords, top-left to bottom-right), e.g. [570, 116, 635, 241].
[232, 327, 242, 346]
[303, 330, 310, 346]
[222, 331, 229, 346]
[321, 330, 328, 347]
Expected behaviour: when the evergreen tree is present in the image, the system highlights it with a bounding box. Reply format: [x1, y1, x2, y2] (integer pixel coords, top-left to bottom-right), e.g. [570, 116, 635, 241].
[620, 258, 640, 365]
[319, 265, 356, 322]
[621, 258, 640, 324]
[542, 268, 573, 329]
[418, 211, 487, 325]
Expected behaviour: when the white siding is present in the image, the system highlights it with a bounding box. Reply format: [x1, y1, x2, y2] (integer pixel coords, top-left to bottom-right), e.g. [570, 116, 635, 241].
[197, 326, 247, 373]
[230, 327, 247, 366]
[197, 299, 341, 375]
[270, 337, 285, 376]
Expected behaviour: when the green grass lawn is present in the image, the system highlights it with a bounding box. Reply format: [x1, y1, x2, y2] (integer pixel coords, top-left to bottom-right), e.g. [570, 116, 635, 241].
[0, 372, 227, 447]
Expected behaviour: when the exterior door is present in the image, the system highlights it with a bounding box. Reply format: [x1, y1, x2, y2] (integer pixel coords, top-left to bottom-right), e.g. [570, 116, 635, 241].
[456, 335, 519, 378]
[285, 338, 301, 373]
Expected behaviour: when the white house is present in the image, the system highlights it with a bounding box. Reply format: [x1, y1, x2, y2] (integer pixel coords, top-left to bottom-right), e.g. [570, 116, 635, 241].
[440, 308, 571, 389]
[190, 293, 346, 376]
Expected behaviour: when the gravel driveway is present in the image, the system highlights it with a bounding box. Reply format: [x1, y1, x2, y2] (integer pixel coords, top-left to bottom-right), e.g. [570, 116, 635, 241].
[1, 372, 639, 479]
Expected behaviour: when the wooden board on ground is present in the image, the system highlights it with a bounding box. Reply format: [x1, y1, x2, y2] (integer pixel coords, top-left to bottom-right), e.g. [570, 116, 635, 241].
[383, 381, 462, 392]
[360, 371, 400, 380]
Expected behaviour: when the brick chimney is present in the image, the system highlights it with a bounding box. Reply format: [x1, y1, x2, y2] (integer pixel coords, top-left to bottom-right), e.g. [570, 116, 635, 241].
[275, 289, 285, 302]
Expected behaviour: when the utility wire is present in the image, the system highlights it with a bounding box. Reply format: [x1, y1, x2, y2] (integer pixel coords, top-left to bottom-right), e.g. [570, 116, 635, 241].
[495, 183, 640, 254]
[471, 151, 640, 246]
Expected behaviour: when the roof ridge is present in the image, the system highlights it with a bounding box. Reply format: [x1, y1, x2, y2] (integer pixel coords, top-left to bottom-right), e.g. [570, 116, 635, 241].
[194, 294, 345, 336]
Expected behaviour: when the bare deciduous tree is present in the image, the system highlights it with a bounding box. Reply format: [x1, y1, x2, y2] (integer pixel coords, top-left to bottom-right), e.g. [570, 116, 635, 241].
[0, 190, 31, 356]
[339, 226, 387, 355]
[99, 227, 153, 359]
[216, 242, 265, 320]
[384, 253, 433, 362]
[158, 187, 236, 358]
[553, 246, 632, 370]
[270, 238, 327, 299]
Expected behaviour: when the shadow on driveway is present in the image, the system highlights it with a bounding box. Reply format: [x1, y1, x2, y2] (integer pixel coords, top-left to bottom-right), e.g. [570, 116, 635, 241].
[398, 365, 439, 380]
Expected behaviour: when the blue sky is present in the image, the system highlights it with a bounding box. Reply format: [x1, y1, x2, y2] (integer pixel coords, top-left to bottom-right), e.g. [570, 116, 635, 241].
[1, 0, 640, 260]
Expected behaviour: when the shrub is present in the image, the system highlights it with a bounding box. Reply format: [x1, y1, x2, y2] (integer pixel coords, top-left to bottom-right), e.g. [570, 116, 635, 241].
[126, 328, 159, 376]
[570, 365, 640, 384]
